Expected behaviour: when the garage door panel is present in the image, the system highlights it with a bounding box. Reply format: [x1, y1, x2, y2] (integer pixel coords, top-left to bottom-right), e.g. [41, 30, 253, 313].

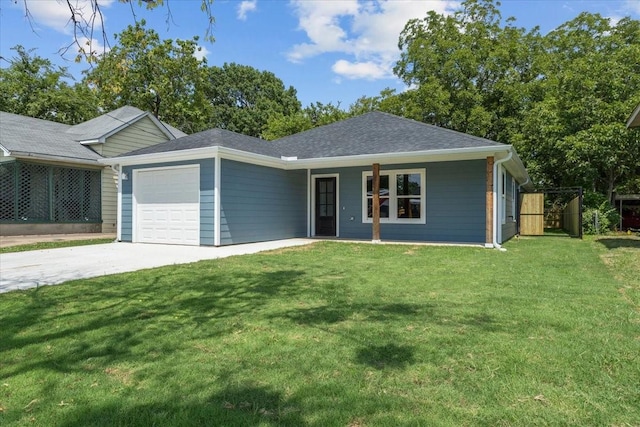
[134, 166, 200, 246]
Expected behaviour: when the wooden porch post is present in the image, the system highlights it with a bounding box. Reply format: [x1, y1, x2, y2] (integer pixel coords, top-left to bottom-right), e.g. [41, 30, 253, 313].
[372, 163, 381, 242]
[486, 156, 494, 247]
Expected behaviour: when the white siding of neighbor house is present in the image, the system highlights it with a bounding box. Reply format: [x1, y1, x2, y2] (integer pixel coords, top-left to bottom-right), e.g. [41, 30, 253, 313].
[99, 116, 172, 233]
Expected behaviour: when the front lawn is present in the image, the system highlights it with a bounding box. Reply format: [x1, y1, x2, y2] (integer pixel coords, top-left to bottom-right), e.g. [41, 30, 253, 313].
[1, 237, 638, 426]
[0, 239, 114, 254]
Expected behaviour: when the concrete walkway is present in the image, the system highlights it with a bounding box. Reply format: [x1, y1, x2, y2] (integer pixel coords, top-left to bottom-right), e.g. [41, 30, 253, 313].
[0, 239, 315, 293]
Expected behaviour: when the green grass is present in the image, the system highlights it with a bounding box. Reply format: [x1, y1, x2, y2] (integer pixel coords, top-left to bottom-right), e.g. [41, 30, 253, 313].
[1, 237, 638, 426]
[0, 239, 114, 254]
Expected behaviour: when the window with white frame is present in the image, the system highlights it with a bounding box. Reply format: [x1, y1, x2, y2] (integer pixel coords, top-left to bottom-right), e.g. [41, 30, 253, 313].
[362, 168, 426, 224]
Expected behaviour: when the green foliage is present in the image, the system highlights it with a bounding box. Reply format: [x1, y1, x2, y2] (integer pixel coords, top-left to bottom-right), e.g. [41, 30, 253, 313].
[393, 0, 640, 201]
[394, 0, 542, 141]
[0, 46, 99, 124]
[582, 192, 621, 234]
[263, 102, 347, 140]
[520, 14, 640, 200]
[83, 21, 209, 134]
[204, 63, 301, 138]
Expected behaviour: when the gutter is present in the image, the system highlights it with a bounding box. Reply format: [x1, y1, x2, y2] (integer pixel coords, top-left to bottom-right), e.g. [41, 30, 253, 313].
[492, 150, 513, 250]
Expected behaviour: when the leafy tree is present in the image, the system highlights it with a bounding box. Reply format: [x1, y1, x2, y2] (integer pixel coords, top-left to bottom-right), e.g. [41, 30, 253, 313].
[394, 0, 542, 142]
[204, 63, 301, 138]
[263, 102, 348, 140]
[0, 45, 99, 124]
[520, 13, 640, 200]
[83, 21, 209, 134]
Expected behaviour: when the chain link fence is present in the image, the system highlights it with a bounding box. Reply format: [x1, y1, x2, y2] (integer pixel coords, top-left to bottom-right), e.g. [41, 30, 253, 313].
[0, 161, 101, 223]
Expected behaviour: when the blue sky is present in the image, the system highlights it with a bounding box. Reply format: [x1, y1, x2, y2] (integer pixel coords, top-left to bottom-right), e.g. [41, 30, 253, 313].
[1, 0, 639, 108]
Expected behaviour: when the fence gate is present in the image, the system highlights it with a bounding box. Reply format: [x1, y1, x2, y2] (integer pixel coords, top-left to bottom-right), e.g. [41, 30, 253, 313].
[518, 188, 583, 238]
[519, 193, 544, 235]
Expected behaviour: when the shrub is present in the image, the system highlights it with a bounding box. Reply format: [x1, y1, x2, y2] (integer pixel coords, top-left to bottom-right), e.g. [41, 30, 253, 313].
[582, 192, 620, 234]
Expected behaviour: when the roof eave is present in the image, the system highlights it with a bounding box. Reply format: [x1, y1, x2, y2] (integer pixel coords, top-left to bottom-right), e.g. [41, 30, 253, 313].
[77, 111, 177, 144]
[626, 103, 640, 128]
[101, 146, 286, 168]
[286, 145, 510, 169]
[7, 151, 102, 167]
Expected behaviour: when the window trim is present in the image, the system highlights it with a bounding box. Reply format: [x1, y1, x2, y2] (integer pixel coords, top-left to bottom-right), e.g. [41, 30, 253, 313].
[361, 168, 426, 224]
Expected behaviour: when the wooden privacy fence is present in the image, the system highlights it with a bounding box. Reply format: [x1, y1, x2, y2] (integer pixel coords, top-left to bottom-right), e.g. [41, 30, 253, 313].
[518, 189, 583, 238]
[519, 193, 544, 235]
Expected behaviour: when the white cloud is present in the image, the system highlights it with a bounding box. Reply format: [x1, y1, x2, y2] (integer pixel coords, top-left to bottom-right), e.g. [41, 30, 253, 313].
[287, 0, 458, 81]
[332, 59, 391, 80]
[27, 0, 114, 35]
[237, 0, 258, 21]
[194, 44, 210, 61]
[75, 36, 109, 57]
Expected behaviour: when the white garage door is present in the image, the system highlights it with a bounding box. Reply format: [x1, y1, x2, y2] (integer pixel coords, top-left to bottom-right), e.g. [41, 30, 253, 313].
[134, 166, 200, 245]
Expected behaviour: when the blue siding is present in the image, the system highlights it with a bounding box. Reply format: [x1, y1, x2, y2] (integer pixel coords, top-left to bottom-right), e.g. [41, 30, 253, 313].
[121, 172, 133, 241]
[313, 159, 487, 244]
[220, 159, 307, 245]
[120, 159, 215, 245]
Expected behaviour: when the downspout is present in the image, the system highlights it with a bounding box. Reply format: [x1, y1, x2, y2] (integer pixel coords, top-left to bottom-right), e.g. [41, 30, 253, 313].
[110, 164, 122, 242]
[492, 150, 513, 250]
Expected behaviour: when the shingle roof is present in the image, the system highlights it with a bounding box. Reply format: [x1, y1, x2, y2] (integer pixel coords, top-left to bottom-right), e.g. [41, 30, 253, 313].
[272, 111, 504, 159]
[67, 106, 186, 141]
[67, 106, 147, 141]
[118, 111, 505, 160]
[0, 112, 101, 162]
[0, 107, 187, 163]
[122, 128, 281, 157]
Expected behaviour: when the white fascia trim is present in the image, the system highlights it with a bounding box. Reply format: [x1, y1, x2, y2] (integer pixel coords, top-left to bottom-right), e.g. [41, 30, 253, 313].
[289, 145, 509, 169]
[80, 112, 178, 145]
[99, 146, 221, 166]
[502, 151, 533, 191]
[0, 144, 11, 156]
[99, 146, 285, 168]
[79, 139, 102, 145]
[100, 144, 515, 172]
[78, 112, 176, 144]
[8, 151, 102, 167]
[626, 103, 640, 128]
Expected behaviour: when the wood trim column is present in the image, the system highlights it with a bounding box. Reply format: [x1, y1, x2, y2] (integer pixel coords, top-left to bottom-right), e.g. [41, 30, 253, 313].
[372, 163, 381, 242]
[486, 156, 494, 246]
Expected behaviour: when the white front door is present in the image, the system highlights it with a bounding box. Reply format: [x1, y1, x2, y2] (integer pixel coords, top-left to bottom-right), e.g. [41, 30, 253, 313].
[134, 165, 200, 245]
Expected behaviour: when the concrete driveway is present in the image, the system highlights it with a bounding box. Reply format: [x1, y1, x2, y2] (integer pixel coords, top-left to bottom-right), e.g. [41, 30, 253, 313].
[0, 239, 314, 293]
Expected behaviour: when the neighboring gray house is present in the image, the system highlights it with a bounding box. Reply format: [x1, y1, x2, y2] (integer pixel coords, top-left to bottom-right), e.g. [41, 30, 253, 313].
[102, 112, 533, 248]
[0, 106, 185, 236]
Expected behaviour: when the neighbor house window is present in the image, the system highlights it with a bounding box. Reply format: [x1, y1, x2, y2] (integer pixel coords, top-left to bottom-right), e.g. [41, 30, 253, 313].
[362, 168, 426, 224]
